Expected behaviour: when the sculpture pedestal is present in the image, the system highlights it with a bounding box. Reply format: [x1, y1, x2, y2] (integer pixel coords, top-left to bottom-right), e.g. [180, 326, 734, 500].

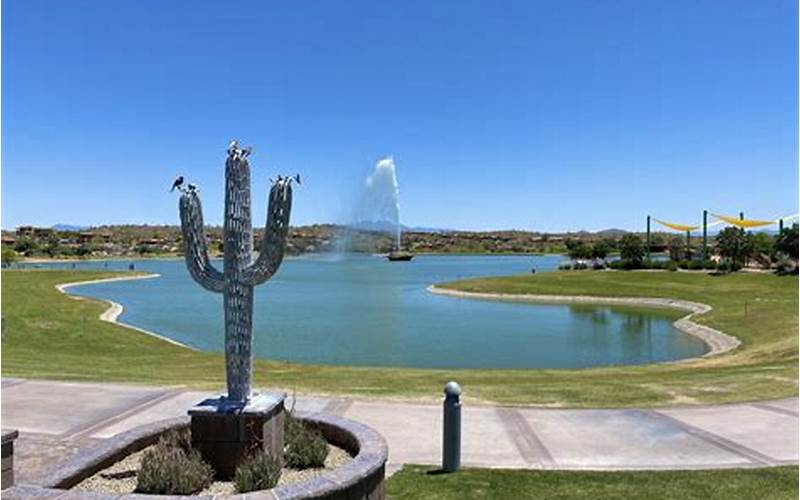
[189, 392, 285, 479]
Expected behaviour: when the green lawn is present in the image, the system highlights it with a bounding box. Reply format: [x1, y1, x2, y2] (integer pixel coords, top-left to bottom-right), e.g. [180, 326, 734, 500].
[1, 269, 796, 407]
[385, 465, 799, 500]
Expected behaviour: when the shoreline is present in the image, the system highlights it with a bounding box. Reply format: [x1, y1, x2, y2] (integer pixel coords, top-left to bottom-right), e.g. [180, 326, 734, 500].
[54, 272, 741, 364]
[55, 274, 195, 351]
[427, 285, 741, 358]
[23, 256, 183, 264]
[19, 252, 569, 264]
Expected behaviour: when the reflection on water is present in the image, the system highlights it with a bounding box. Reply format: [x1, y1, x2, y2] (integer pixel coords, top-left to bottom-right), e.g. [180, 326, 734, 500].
[21, 255, 708, 369]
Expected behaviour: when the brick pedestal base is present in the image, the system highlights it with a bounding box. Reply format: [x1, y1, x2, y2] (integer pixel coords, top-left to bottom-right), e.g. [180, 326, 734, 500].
[188, 392, 285, 479]
[2, 429, 18, 489]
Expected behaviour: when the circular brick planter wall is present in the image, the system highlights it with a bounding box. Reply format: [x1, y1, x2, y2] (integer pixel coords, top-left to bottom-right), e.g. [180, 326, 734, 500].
[5, 412, 388, 500]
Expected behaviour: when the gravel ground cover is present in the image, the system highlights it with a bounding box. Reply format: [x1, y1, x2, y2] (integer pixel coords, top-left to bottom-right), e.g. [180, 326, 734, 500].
[74, 444, 352, 495]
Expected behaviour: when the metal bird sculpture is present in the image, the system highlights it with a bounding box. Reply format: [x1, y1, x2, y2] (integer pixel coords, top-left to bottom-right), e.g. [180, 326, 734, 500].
[270, 174, 301, 186]
[170, 176, 184, 192]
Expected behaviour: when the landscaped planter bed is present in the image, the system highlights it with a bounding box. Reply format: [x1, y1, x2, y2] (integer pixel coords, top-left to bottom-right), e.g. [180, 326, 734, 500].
[73, 441, 352, 495]
[5, 412, 387, 500]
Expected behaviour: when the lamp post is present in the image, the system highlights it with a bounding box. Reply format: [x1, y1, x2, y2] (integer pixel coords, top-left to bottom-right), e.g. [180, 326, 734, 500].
[442, 381, 462, 473]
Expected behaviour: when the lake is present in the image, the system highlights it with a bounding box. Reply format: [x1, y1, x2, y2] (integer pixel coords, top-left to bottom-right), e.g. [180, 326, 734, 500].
[29, 255, 708, 369]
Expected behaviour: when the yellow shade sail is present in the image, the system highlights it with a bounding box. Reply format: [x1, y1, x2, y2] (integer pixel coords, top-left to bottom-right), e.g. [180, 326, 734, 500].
[652, 218, 699, 232]
[711, 213, 774, 228]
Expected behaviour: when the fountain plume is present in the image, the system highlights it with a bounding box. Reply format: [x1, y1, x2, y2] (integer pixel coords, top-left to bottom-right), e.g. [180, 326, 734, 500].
[332, 156, 404, 256]
[364, 156, 401, 250]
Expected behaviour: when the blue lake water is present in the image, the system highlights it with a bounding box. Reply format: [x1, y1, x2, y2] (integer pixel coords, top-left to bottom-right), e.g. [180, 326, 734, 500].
[28, 255, 708, 369]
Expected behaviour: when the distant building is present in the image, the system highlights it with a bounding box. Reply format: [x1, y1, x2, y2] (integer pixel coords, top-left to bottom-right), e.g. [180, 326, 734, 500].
[77, 231, 112, 244]
[16, 226, 34, 237]
[16, 226, 54, 238]
[138, 238, 167, 246]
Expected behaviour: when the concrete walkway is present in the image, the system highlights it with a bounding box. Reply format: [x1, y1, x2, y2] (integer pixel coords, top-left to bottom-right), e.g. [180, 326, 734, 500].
[2, 378, 797, 483]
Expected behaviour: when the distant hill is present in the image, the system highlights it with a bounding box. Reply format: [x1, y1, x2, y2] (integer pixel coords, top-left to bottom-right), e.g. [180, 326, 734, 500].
[349, 220, 402, 232]
[407, 226, 453, 233]
[596, 228, 629, 237]
[51, 224, 88, 232]
[349, 220, 452, 233]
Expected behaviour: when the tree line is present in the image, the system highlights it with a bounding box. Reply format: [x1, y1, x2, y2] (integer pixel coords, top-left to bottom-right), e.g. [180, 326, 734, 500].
[561, 223, 798, 274]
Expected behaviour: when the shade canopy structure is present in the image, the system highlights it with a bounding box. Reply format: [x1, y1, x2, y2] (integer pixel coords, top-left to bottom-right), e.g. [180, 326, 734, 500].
[648, 212, 799, 261]
[652, 218, 699, 232]
[710, 213, 774, 229]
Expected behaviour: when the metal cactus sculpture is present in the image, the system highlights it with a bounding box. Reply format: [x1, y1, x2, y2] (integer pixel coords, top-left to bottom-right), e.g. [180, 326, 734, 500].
[178, 141, 295, 404]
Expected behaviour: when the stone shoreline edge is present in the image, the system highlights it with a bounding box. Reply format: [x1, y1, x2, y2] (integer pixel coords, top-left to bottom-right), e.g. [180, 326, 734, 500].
[427, 285, 741, 358]
[55, 274, 196, 351]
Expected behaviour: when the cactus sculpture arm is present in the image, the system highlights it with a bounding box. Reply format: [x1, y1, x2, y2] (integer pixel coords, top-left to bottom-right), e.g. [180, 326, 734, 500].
[179, 191, 225, 293]
[246, 181, 293, 286]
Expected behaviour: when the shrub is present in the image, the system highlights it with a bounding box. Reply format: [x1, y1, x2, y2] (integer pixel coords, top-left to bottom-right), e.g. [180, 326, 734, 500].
[136, 430, 213, 495]
[666, 261, 678, 272]
[687, 260, 705, 270]
[160, 427, 193, 453]
[284, 412, 329, 469]
[558, 263, 572, 270]
[609, 259, 644, 270]
[716, 260, 732, 273]
[234, 451, 282, 493]
[703, 260, 717, 270]
[1, 246, 19, 267]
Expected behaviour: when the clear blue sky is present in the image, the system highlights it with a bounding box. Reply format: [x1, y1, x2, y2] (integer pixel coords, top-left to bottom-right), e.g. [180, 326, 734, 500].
[2, 0, 797, 232]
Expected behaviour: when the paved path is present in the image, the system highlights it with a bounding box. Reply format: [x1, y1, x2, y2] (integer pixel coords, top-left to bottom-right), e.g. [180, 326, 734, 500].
[2, 379, 797, 483]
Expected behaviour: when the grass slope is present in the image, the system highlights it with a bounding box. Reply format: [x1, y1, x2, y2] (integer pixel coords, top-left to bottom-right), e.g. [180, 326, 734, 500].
[1, 269, 796, 407]
[385, 465, 799, 500]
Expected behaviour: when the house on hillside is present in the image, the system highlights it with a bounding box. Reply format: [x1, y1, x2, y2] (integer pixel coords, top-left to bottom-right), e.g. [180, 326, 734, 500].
[77, 231, 112, 244]
[16, 226, 54, 238]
